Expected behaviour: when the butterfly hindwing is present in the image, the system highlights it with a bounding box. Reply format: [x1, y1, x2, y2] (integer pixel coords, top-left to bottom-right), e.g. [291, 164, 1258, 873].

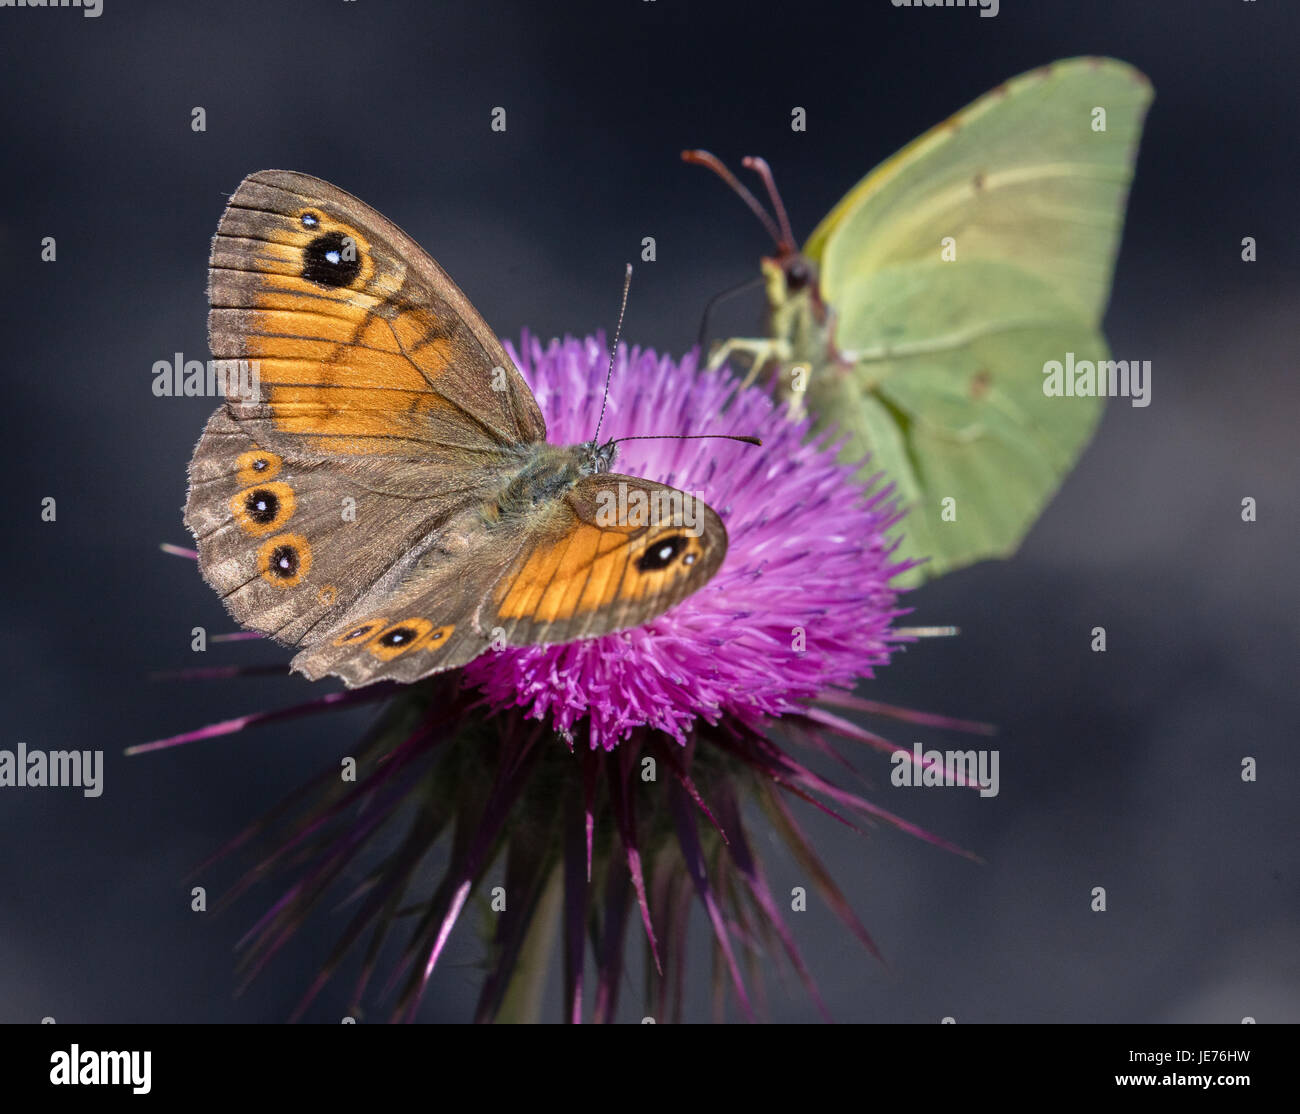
[288, 533, 520, 687]
[185, 409, 502, 647]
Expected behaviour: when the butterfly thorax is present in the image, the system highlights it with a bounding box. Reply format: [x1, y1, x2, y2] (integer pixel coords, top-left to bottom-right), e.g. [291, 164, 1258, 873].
[761, 254, 839, 378]
[483, 440, 614, 525]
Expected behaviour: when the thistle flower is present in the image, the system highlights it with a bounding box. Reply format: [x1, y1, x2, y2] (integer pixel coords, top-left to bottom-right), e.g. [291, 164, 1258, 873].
[466, 333, 907, 750]
[139, 334, 989, 1022]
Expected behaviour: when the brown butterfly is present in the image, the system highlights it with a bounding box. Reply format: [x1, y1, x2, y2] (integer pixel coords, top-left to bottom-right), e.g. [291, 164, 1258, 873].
[185, 170, 729, 687]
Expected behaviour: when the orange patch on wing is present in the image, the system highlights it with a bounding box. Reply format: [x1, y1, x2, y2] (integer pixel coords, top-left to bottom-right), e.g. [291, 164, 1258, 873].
[537, 525, 603, 623]
[246, 311, 400, 353]
[497, 526, 630, 622]
[235, 449, 282, 485]
[229, 481, 296, 537]
[630, 535, 705, 602]
[245, 346, 431, 392]
[256, 533, 312, 588]
[267, 385, 457, 448]
[389, 313, 454, 376]
[260, 272, 384, 311]
[499, 534, 572, 621]
[577, 535, 640, 614]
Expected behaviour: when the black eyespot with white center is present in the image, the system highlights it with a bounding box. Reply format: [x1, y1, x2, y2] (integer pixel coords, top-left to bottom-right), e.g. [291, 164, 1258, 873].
[300, 212, 320, 228]
[243, 487, 279, 525]
[302, 230, 361, 287]
[269, 544, 300, 578]
[379, 626, 418, 648]
[637, 535, 688, 573]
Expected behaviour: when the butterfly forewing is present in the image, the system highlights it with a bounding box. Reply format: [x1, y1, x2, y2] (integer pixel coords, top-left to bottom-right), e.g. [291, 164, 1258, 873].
[485, 473, 728, 647]
[209, 169, 545, 457]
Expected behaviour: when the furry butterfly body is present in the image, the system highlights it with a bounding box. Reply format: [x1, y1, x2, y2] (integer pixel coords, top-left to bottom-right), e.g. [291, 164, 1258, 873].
[186, 171, 727, 687]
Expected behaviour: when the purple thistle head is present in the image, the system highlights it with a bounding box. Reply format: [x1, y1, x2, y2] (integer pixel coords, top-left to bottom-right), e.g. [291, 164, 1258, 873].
[143, 331, 991, 1023]
[465, 334, 913, 750]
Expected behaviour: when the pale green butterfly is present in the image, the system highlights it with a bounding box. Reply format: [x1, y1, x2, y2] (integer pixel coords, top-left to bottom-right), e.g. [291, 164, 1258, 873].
[688, 57, 1153, 584]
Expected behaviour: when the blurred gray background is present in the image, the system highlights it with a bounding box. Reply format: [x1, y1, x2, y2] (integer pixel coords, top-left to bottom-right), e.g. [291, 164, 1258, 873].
[1, 0, 1296, 1022]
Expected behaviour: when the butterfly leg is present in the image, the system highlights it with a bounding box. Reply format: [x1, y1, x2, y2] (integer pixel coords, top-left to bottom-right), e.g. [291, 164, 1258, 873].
[704, 336, 793, 389]
[705, 337, 810, 417]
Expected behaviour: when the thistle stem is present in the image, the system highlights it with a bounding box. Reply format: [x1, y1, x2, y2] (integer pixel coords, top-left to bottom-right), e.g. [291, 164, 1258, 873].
[494, 865, 562, 1024]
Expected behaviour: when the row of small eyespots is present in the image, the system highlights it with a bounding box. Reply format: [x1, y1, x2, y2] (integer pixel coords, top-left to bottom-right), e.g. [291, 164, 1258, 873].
[331, 618, 455, 660]
[228, 449, 304, 588]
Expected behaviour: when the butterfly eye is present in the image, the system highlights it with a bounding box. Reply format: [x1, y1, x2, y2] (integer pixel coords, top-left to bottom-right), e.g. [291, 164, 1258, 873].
[784, 258, 813, 292]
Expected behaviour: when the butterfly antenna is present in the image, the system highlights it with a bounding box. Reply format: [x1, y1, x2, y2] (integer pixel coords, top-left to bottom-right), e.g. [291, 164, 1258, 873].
[681, 149, 786, 250]
[695, 273, 766, 351]
[611, 433, 762, 448]
[593, 263, 633, 446]
[741, 156, 797, 255]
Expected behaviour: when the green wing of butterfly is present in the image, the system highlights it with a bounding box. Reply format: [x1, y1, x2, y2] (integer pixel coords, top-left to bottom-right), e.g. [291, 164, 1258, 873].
[794, 57, 1152, 584]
